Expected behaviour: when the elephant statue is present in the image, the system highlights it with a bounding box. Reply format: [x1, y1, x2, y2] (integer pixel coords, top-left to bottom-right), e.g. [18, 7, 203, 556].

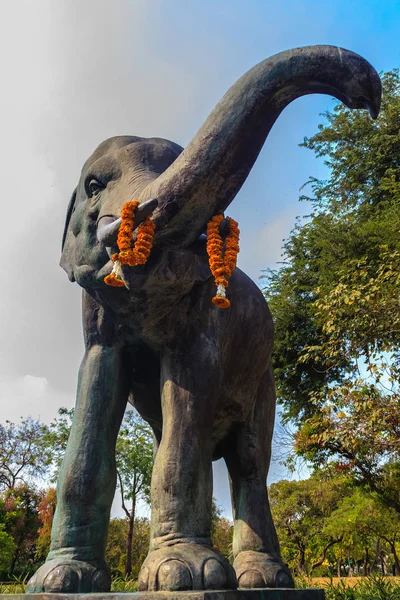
[26, 45, 380, 593]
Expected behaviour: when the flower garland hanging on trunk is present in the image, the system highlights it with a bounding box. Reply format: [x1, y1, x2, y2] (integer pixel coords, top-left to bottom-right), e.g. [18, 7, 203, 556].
[105, 203, 240, 307]
[206, 214, 240, 308]
[104, 200, 156, 288]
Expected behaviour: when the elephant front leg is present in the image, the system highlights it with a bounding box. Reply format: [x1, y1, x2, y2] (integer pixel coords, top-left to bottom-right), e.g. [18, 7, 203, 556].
[138, 344, 237, 592]
[26, 344, 128, 593]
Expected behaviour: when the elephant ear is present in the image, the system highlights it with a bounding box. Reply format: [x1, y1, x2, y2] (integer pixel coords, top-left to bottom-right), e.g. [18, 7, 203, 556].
[60, 188, 77, 282]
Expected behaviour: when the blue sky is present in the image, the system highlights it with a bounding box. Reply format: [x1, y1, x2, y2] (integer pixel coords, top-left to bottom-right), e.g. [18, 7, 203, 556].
[0, 0, 398, 518]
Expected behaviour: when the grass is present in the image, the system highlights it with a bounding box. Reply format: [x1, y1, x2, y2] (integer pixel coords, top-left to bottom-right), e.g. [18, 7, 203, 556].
[0, 583, 25, 594]
[110, 575, 138, 592]
[0, 574, 29, 594]
[0, 575, 140, 594]
[297, 576, 400, 600]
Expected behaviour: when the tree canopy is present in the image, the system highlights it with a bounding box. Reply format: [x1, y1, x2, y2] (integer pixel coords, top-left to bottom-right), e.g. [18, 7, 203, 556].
[0, 418, 51, 491]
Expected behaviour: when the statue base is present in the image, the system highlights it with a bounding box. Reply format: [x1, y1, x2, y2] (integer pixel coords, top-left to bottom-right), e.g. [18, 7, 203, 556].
[5, 589, 324, 600]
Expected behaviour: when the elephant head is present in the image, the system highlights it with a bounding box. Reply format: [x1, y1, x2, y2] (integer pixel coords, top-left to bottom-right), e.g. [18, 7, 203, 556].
[61, 45, 381, 289]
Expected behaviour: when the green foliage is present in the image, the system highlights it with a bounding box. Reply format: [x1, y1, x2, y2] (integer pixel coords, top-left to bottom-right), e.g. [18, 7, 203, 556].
[114, 409, 153, 577]
[0, 418, 51, 491]
[294, 383, 400, 513]
[116, 410, 153, 508]
[212, 517, 233, 563]
[35, 488, 57, 561]
[0, 522, 15, 575]
[0, 579, 26, 594]
[0, 484, 42, 576]
[269, 475, 350, 575]
[106, 517, 150, 579]
[270, 474, 400, 578]
[44, 408, 74, 482]
[264, 234, 344, 424]
[321, 576, 400, 600]
[263, 69, 400, 512]
[325, 489, 400, 574]
[110, 574, 139, 592]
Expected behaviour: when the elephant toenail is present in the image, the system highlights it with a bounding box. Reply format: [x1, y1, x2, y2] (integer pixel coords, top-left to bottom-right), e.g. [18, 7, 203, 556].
[138, 566, 149, 591]
[91, 569, 111, 592]
[43, 565, 79, 593]
[238, 570, 265, 589]
[275, 569, 294, 588]
[203, 558, 227, 589]
[157, 560, 192, 591]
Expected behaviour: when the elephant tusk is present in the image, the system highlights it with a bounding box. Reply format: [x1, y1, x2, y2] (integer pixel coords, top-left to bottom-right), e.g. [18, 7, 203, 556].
[97, 197, 158, 246]
[97, 216, 122, 246]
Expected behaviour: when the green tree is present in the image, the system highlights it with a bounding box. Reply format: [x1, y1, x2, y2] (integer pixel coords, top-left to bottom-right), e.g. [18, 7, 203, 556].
[0, 484, 41, 576]
[105, 518, 128, 574]
[44, 408, 74, 482]
[0, 418, 51, 491]
[35, 487, 57, 561]
[129, 517, 150, 579]
[0, 523, 15, 576]
[115, 410, 153, 578]
[269, 475, 350, 575]
[106, 517, 150, 578]
[325, 488, 400, 575]
[210, 499, 233, 562]
[212, 517, 233, 562]
[264, 69, 400, 510]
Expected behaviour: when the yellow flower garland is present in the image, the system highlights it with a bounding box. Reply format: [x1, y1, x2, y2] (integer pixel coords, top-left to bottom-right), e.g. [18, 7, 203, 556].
[104, 200, 156, 288]
[206, 214, 240, 308]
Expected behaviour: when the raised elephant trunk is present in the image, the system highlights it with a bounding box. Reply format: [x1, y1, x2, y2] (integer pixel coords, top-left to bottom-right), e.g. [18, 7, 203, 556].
[141, 45, 381, 248]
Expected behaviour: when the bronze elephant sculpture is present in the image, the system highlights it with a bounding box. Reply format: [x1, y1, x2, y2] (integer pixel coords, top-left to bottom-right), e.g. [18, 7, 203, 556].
[27, 45, 380, 593]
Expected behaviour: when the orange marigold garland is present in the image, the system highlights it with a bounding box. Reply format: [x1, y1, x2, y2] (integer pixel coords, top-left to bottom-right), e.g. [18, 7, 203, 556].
[206, 214, 240, 308]
[104, 200, 156, 288]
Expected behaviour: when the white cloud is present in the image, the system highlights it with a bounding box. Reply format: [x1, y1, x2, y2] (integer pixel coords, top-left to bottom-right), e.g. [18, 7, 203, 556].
[0, 374, 74, 424]
[237, 209, 298, 282]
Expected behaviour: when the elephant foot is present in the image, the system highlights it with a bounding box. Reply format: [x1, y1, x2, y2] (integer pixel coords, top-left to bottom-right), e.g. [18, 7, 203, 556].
[138, 543, 237, 591]
[25, 557, 111, 593]
[234, 551, 294, 589]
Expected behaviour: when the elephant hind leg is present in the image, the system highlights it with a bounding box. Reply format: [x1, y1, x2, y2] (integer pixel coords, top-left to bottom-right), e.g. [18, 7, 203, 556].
[224, 366, 294, 588]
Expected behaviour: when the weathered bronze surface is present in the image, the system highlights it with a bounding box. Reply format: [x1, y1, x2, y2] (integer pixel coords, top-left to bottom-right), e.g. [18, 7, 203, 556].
[26, 46, 381, 594]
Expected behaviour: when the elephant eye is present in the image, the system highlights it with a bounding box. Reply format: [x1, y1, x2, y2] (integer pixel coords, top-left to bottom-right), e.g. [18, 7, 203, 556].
[88, 179, 104, 197]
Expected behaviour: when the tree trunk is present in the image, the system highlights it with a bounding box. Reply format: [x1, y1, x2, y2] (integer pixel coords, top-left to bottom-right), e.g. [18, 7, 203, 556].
[125, 495, 136, 577]
[380, 557, 385, 575]
[311, 536, 343, 573]
[297, 546, 306, 575]
[391, 543, 400, 576]
[363, 548, 369, 576]
[9, 547, 18, 576]
[10, 534, 23, 575]
[337, 557, 342, 578]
